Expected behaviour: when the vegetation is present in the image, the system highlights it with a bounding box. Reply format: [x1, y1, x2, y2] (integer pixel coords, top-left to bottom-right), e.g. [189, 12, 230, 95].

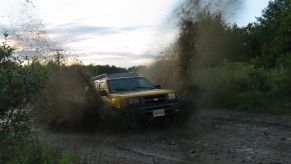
[127, 65, 147, 73]
[85, 63, 127, 76]
[84, 63, 146, 77]
[0, 31, 49, 137]
[0, 32, 87, 163]
[1, 138, 77, 164]
[194, 60, 291, 114]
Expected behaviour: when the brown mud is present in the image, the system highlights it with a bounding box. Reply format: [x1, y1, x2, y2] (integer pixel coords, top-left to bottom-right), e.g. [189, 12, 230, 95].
[36, 108, 291, 164]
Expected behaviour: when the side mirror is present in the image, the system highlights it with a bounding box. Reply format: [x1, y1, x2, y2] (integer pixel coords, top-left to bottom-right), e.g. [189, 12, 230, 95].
[99, 90, 107, 96]
[155, 85, 161, 89]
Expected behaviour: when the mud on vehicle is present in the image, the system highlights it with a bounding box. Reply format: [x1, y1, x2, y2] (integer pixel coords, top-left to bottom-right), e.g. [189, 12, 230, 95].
[92, 72, 181, 118]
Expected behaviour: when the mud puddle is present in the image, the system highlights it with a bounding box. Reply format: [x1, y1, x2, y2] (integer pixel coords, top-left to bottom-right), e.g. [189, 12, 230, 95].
[36, 109, 291, 164]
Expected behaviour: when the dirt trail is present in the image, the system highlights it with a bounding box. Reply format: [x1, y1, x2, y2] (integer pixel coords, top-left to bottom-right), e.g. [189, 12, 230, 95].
[36, 109, 291, 164]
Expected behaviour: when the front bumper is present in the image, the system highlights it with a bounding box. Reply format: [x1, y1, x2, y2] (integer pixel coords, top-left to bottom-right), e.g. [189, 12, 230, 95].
[134, 101, 181, 117]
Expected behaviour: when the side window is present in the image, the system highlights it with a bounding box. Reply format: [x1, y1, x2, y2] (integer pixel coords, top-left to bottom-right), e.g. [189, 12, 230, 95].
[99, 82, 106, 91]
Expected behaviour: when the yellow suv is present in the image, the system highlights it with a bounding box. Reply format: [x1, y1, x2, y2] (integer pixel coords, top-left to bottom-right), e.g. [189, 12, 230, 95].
[93, 72, 181, 117]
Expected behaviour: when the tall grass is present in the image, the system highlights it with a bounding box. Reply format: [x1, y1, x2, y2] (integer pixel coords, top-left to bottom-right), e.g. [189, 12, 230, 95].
[0, 135, 74, 163]
[0, 130, 103, 164]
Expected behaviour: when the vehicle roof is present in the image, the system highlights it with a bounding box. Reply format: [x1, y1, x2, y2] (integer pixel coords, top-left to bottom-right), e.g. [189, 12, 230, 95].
[92, 72, 140, 81]
[106, 76, 144, 80]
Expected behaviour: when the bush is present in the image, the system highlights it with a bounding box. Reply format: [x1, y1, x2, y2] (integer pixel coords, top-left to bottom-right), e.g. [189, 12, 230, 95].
[0, 32, 49, 137]
[0, 32, 84, 163]
[0, 137, 76, 164]
[193, 60, 291, 114]
[0, 32, 97, 164]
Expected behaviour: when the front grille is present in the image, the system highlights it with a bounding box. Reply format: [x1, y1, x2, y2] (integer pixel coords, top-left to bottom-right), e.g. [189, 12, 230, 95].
[143, 94, 167, 104]
[143, 106, 173, 116]
[144, 106, 171, 111]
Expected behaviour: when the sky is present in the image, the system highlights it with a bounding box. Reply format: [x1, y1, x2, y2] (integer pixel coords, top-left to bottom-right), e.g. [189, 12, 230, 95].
[0, 0, 270, 68]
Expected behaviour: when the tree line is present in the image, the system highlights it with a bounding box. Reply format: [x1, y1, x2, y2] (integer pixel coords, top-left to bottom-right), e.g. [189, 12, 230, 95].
[84, 63, 146, 76]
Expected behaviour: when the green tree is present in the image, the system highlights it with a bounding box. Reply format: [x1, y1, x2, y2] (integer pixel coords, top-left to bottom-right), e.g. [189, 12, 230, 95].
[0, 32, 49, 136]
[245, 0, 291, 68]
[84, 63, 127, 76]
[128, 65, 147, 73]
[0, 31, 16, 61]
[271, 0, 291, 64]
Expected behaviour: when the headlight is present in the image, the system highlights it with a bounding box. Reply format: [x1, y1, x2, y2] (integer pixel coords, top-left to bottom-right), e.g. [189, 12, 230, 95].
[120, 97, 139, 108]
[129, 97, 139, 104]
[168, 93, 176, 100]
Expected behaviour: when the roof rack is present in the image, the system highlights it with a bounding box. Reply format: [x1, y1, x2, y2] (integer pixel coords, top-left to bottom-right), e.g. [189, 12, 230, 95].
[92, 72, 139, 80]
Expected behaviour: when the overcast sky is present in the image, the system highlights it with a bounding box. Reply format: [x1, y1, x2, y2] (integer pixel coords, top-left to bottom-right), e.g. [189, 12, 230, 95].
[0, 0, 270, 67]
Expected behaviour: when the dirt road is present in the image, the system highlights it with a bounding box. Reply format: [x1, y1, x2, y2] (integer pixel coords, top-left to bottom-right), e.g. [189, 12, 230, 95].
[36, 109, 291, 164]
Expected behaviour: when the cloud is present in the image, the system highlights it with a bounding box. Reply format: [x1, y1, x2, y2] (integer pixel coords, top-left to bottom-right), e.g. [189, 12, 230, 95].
[66, 26, 118, 35]
[51, 24, 153, 35]
[0, 19, 159, 67]
[120, 25, 153, 31]
[79, 51, 154, 59]
[48, 24, 155, 47]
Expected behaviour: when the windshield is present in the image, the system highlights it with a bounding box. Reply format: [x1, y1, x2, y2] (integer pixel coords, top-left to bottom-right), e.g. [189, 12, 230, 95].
[107, 77, 155, 94]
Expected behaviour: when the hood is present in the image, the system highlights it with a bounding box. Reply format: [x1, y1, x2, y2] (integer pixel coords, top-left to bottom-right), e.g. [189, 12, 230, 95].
[112, 89, 175, 98]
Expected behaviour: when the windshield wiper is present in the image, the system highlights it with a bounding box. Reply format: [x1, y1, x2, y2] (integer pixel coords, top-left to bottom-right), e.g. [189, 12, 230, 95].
[112, 88, 133, 91]
[133, 87, 155, 89]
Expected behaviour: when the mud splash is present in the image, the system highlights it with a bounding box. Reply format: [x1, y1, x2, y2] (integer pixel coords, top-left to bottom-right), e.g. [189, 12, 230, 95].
[0, 0, 58, 59]
[139, 0, 245, 119]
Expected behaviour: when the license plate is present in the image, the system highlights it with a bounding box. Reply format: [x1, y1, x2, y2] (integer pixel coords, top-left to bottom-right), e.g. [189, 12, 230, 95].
[153, 109, 165, 117]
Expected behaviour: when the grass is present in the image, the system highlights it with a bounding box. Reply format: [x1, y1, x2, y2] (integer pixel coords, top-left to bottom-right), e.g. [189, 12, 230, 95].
[0, 129, 103, 164]
[0, 134, 74, 164]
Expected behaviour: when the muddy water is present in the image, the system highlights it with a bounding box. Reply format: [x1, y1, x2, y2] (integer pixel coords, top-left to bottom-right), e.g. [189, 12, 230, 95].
[36, 109, 291, 164]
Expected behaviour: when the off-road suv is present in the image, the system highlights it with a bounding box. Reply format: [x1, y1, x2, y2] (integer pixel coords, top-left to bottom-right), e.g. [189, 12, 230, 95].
[92, 72, 181, 117]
